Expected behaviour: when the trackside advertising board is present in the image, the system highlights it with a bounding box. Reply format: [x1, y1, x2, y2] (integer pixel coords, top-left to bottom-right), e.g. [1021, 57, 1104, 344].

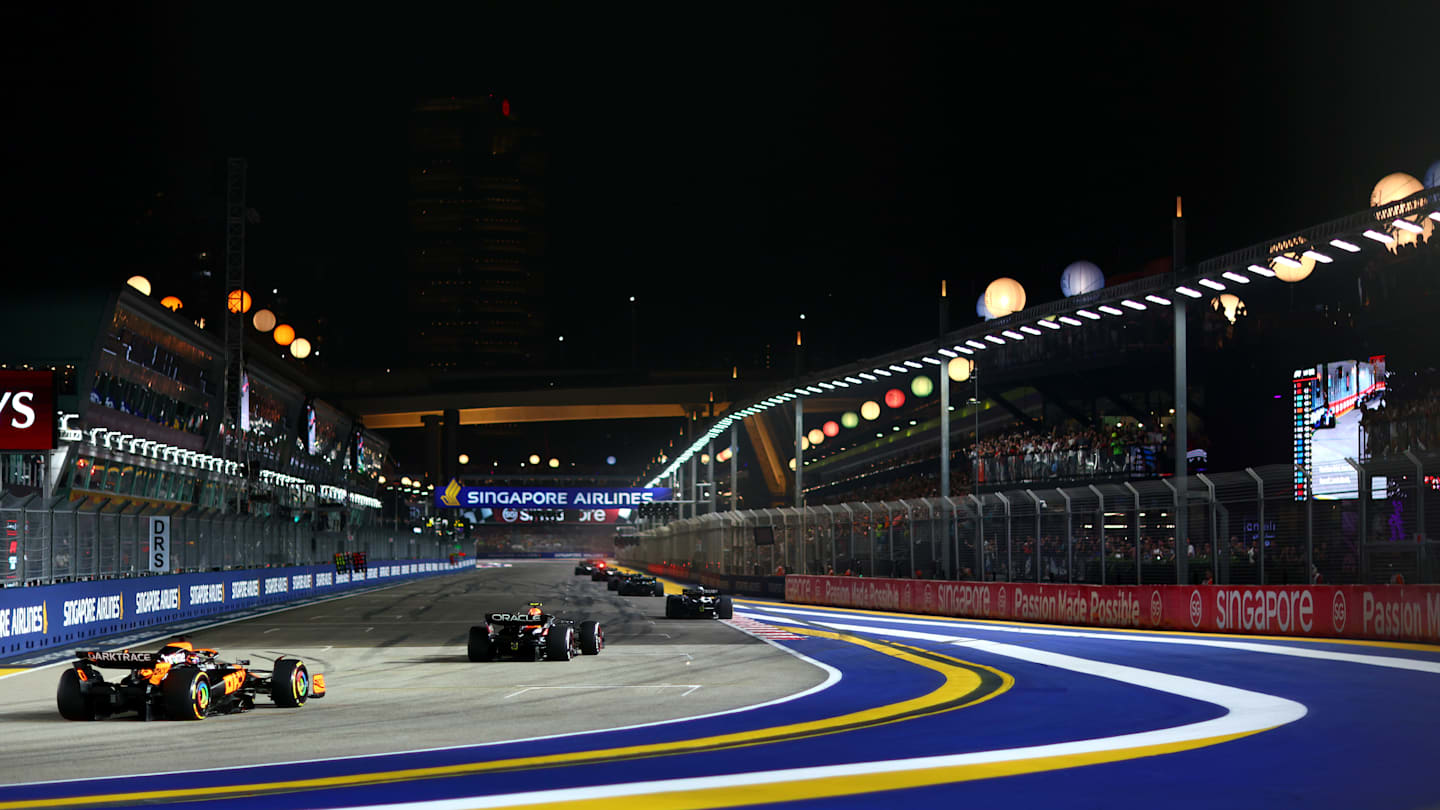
[435, 481, 671, 509]
[785, 576, 1440, 644]
[0, 370, 56, 451]
[0, 558, 469, 659]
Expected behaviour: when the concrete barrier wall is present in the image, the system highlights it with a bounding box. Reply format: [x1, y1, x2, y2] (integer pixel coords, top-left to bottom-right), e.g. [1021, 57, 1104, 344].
[0, 559, 469, 658]
[785, 575, 1440, 644]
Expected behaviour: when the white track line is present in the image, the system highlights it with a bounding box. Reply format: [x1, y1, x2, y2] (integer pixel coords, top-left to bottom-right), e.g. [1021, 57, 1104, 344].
[341, 620, 1307, 809]
[743, 605, 1440, 674]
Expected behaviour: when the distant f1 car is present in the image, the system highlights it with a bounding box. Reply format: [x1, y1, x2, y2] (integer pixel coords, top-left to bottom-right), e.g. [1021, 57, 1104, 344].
[666, 587, 734, 619]
[468, 602, 603, 662]
[616, 573, 666, 597]
[574, 559, 604, 575]
[58, 639, 325, 721]
[590, 562, 616, 582]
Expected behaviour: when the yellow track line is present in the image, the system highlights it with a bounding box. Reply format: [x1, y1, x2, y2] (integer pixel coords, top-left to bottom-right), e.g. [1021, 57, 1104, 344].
[0, 628, 1006, 808]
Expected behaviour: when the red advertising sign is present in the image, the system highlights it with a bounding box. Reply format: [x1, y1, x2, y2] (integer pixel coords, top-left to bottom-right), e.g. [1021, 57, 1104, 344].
[785, 576, 1440, 644]
[0, 371, 56, 451]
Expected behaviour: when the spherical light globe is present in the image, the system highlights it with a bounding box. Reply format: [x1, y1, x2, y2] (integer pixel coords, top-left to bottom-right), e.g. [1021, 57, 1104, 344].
[606, 455, 617, 466]
[821, 421, 839, 438]
[948, 357, 973, 383]
[861, 401, 881, 420]
[227, 289, 253, 314]
[126, 276, 152, 296]
[528, 454, 541, 465]
[976, 294, 995, 321]
[984, 278, 1026, 317]
[1272, 252, 1314, 283]
[1060, 261, 1105, 297]
[1371, 171, 1432, 251]
[1211, 294, 1245, 324]
[289, 338, 312, 359]
[910, 375, 934, 398]
[700, 453, 711, 464]
[273, 324, 295, 346]
[807, 429, 824, 446]
[1371, 172, 1423, 208]
[458, 454, 469, 465]
[252, 308, 276, 332]
[884, 389, 905, 409]
[800, 435, 810, 451]
[788, 458, 797, 471]
[841, 411, 860, 429]
[548, 458, 559, 468]
[160, 295, 183, 312]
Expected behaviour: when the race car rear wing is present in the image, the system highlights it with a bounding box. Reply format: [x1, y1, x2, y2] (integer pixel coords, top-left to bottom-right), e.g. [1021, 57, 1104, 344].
[681, 587, 718, 596]
[487, 613, 552, 624]
[76, 651, 159, 668]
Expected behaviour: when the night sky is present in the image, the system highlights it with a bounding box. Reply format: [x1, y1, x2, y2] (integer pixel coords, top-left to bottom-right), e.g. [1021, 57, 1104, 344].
[9, 3, 1438, 377]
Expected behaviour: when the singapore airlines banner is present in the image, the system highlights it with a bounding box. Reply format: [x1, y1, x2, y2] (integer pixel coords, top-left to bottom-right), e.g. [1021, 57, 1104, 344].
[435, 480, 672, 509]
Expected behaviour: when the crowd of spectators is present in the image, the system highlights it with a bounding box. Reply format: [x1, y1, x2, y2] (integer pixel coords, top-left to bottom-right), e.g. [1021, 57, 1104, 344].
[1362, 371, 1440, 458]
[968, 420, 1171, 485]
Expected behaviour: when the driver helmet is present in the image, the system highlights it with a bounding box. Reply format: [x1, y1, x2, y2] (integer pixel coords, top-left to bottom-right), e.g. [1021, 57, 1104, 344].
[526, 605, 543, 619]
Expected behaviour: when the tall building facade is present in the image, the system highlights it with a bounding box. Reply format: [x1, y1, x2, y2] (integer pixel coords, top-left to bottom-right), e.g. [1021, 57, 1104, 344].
[407, 96, 547, 371]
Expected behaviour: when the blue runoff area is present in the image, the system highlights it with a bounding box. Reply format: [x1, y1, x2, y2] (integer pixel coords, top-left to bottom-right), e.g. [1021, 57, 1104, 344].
[3, 601, 1437, 809]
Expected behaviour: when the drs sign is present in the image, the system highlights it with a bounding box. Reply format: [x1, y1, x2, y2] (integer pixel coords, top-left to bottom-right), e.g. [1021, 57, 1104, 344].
[0, 370, 56, 451]
[149, 517, 171, 573]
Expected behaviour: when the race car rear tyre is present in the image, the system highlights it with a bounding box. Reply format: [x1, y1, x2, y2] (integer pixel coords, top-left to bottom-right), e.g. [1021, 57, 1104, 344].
[546, 627, 574, 661]
[163, 668, 211, 720]
[57, 668, 95, 721]
[271, 659, 310, 708]
[607, 578, 620, 591]
[468, 626, 492, 662]
[579, 620, 603, 655]
[591, 571, 606, 582]
[665, 595, 681, 619]
[717, 595, 734, 620]
[651, 581, 665, 597]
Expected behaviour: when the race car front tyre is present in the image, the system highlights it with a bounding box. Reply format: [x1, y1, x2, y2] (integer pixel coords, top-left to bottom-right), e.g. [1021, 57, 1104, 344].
[607, 578, 620, 591]
[163, 668, 211, 720]
[468, 626, 492, 662]
[271, 659, 311, 708]
[579, 620, 603, 655]
[546, 627, 574, 661]
[651, 581, 665, 597]
[57, 668, 95, 721]
[717, 595, 734, 619]
[665, 595, 681, 619]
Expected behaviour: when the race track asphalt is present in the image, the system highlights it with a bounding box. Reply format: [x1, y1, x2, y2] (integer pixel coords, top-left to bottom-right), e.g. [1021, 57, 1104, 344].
[0, 562, 824, 783]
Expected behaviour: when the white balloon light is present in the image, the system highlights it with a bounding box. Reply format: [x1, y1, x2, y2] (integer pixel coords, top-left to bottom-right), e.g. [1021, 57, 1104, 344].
[976, 293, 994, 321]
[984, 278, 1026, 318]
[1211, 294, 1246, 324]
[1371, 172, 1432, 252]
[1060, 261, 1105, 297]
[948, 357, 973, 383]
[1425, 160, 1440, 191]
[126, 276, 152, 296]
[289, 337, 312, 359]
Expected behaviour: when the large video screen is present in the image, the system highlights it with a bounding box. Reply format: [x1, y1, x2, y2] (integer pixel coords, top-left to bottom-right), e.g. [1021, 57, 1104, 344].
[1293, 355, 1386, 500]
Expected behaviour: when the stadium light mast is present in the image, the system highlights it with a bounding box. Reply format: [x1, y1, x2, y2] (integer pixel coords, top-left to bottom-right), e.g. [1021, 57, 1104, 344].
[1173, 195, 1189, 586]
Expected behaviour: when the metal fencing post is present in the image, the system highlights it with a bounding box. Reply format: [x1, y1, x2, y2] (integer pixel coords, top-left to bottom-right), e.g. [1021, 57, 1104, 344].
[863, 503, 876, 577]
[1246, 467, 1265, 585]
[1197, 473, 1216, 584]
[1060, 488, 1073, 584]
[1347, 459, 1368, 583]
[1161, 478, 1178, 585]
[968, 494, 983, 581]
[1123, 482, 1141, 585]
[899, 499, 915, 578]
[1405, 449, 1425, 545]
[996, 492, 1011, 582]
[1088, 484, 1105, 585]
[841, 503, 854, 572]
[1025, 490, 1042, 583]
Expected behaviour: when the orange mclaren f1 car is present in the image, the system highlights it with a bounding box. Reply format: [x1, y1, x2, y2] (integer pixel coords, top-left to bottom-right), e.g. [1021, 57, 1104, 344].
[57, 638, 326, 721]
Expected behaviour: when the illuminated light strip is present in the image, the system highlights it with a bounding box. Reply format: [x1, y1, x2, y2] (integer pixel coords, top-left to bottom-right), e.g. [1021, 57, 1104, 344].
[806, 386, 823, 394]
[872, 368, 892, 377]
[1001, 330, 1024, 340]
[955, 345, 975, 354]
[1175, 286, 1203, 298]
[1392, 218, 1424, 234]
[1097, 305, 1123, 316]
[830, 380, 849, 388]
[858, 373, 877, 381]
[904, 360, 924, 369]
[1362, 229, 1395, 245]
[1, 628, 1000, 809]
[1220, 271, 1250, 284]
[1197, 278, 1225, 290]
[889, 364, 907, 373]
[1430, 211, 1440, 222]
[1329, 239, 1361, 252]
[937, 348, 958, 357]
[983, 335, 1005, 344]
[964, 340, 987, 350]
[1247, 264, 1276, 277]
[1302, 249, 1332, 264]
[1037, 319, 1061, 329]
[1019, 325, 1042, 335]
[350, 618, 1307, 810]
[1057, 316, 1083, 326]
[1075, 309, 1100, 320]
[922, 357, 942, 365]
[1121, 300, 1147, 310]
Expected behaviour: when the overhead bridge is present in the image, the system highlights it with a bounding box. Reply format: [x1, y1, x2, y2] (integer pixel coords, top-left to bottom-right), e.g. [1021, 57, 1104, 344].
[347, 383, 736, 430]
